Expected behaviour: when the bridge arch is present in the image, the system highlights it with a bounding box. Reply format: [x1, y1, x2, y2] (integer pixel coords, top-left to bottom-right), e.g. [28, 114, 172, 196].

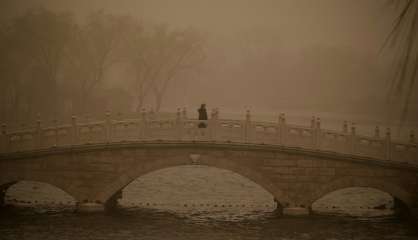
[309, 176, 414, 212]
[0, 178, 78, 207]
[99, 155, 291, 210]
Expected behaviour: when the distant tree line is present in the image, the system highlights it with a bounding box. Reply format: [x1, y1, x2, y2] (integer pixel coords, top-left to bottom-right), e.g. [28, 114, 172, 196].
[0, 8, 205, 125]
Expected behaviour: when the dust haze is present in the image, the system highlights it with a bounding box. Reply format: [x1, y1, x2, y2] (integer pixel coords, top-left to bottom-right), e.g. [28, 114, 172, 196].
[1, 0, 417, 128]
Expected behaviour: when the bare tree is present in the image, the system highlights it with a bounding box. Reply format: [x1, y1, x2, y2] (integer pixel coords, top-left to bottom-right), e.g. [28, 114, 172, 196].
[0, 8, 74, 122]
[149, 25, 205, 112]
[124, 21, 157, 112]
[385, 0, 418, 126]
[65, 11, 131, 114]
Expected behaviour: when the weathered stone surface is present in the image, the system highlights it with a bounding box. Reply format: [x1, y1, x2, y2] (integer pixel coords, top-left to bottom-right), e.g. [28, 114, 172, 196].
[283, 207, 310, 216]
[77, 202, 105, 213]
[0, 142, 417, 215]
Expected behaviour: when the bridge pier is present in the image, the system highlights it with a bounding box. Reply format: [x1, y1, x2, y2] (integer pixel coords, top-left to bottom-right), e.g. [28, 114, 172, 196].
[282, 207, 311, 216]
[105, 190, 122, 211]
[76, 202, 105, 213]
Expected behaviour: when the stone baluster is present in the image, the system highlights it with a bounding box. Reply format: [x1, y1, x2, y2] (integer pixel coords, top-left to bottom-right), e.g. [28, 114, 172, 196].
[244, 110, 251, 143]
[310, 116, 316, 129]
[105, 111, 112, 143]
[176, 108, 183, 140]
[141, 109, 148, 139]
[350, 123, 356, 154]
[280, 113, 287, 145]
[374, 126, 380, 138]
[410, 130, 415, 144]
[1, 124, 7, 153]
[209, 108, 218, 141]
[36, 116, 42, 148]
[386, 127, 391, 160]
[176, 108, 181, 121]
[315, 117, 321, 149]
[71, 116, 79, 145]
[182, 107, 187, 120]
[343, 121, 348, 134]
[53, 119, 58, 147]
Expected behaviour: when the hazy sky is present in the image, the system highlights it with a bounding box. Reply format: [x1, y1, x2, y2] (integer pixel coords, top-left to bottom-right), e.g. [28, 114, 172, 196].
[2, 0, 412, 121]
[1, 0, 395, 48]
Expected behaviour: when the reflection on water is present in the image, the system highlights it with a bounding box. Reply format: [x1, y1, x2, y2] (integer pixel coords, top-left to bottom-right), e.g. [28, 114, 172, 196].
[2, 165, 417, 239]
[1, 207, 417, 240]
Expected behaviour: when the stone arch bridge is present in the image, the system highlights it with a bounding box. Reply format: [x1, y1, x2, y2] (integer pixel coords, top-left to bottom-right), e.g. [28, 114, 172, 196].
[0, 110, 417, 216]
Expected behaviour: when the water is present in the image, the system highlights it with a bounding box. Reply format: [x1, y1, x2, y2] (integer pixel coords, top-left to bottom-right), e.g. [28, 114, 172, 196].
[1, 208, 417, 240]
[1, 165, 417, 239]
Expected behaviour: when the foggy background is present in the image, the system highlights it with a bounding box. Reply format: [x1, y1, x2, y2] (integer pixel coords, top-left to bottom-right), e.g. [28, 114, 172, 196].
[1, 0, 417, 131]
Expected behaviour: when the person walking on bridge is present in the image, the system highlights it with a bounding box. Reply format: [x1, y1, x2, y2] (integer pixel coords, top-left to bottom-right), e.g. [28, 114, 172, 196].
[198, 104, 208, 128]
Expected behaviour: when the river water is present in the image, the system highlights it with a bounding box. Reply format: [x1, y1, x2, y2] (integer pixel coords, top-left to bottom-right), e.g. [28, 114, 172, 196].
[1, 165, 417, 239]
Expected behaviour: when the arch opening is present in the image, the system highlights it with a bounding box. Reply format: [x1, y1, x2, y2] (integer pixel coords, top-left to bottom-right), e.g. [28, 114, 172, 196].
[109, 165, 280, 220]
[311, 187, 408, 218]
[1, 181, 77, 213]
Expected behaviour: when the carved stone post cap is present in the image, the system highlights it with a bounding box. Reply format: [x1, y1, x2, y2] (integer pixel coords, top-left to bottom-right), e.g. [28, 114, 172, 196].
[386, 127, 391, 137]
[351, 122, 356, 134]
[176, 108, 181, 120]
[245, 110, 251, 121]
[374, 126, 380, 137]
[343, 121, 348, 132]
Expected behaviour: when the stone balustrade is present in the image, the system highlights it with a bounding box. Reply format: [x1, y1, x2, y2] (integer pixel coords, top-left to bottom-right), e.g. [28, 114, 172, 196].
[1, 109, 417, 164]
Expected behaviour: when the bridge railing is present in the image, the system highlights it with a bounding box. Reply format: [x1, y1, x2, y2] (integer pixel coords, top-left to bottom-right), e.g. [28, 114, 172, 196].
[1, 110, 416, 164]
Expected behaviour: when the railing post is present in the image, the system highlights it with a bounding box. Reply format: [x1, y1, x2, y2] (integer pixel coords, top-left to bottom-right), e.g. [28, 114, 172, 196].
[209, 108, 218, 141]
[410, 130, 415, 144]
[244, 110, 251, 143]
[176, 108, 183, 140]
[53, 119, 58, 147]
[386, 127, 391, 160]
[315, 117, 321, 149]
[141, 108, 148, 139]
[280, 113, 287, 145]
[71, 116, 78, 145]
[36, 116, 42, 148]
[1, 124, 7, 153]
[105, 111, 112, 143]
[343, 121, 348, 134]
[311, 116, 316, 129]
[374, 126, 380, 138]
[277, 114, 282, 145]
[350, 122, 356, 154]
[182, 107, 187, 120]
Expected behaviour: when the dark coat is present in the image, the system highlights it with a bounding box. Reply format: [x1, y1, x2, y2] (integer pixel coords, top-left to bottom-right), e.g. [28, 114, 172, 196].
[198, 107, 208, 120]
[198, 106, 208, 128]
